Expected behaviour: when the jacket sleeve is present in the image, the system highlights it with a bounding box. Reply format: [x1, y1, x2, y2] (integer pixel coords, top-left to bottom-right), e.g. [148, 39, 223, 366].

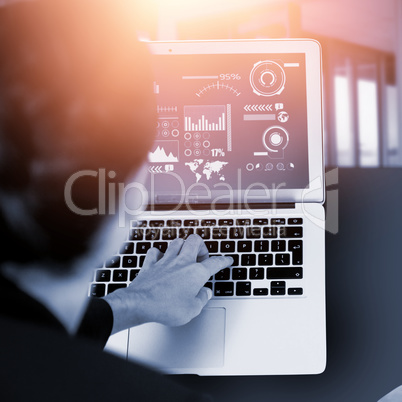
[76, 297, 113, 349]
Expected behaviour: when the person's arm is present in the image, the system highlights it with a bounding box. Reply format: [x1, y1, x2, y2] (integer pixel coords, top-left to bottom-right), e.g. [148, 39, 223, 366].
[76, 297, 113, 348]
[103, 234, 233, 335]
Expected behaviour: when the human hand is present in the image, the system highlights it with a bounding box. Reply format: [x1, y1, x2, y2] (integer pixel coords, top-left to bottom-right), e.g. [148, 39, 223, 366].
[103, 234, 233, 334]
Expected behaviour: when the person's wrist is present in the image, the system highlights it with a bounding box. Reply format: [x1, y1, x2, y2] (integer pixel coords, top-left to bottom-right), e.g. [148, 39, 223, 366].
[103, 288, 144, 334]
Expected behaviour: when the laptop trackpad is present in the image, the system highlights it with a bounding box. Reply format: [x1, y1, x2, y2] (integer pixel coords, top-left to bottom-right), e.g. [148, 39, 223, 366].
[128, 307, 226, 369]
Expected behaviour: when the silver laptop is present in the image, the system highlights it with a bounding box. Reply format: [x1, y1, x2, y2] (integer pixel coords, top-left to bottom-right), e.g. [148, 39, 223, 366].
[101, 39, 326, 375]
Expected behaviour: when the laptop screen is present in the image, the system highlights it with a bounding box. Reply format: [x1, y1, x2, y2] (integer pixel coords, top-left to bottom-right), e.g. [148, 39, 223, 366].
[145, 41, 322, 207]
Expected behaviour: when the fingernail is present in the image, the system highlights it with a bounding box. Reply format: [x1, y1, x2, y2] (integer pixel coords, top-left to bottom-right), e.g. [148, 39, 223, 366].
[206, 287, 213, 300]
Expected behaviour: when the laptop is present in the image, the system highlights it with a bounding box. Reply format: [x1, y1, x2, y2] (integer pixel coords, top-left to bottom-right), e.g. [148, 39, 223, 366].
[97, 39, 326, 375]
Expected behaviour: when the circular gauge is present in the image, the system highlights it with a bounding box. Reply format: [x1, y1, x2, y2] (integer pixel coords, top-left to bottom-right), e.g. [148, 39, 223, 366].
[193, 132, 201, 140]
[193, 141, 201, 148]
[184, 149, 192, 157]
[203, 140, 210, 148]
[194, 149, 202, 157]
[162, 129, 169, 137]
[203, 149, 210, 156]
[171, 120, 179, 128]
[184, 132, 192, 140]
[171, 129, 179, 137]
[250, 60, 286, 96]
[262, 126, 289, 154]
[162, 120, 169, 128]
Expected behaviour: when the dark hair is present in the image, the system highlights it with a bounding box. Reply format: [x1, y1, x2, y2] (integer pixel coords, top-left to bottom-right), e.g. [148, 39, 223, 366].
[0, 0, 156, 268]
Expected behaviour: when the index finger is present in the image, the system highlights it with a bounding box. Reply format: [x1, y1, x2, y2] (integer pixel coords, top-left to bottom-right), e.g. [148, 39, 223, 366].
[200, 255, 234, 277]
[179, 234, 209, 262]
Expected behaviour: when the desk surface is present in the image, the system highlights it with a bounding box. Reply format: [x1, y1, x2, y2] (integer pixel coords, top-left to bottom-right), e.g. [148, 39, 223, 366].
[175, 168, 402, 402]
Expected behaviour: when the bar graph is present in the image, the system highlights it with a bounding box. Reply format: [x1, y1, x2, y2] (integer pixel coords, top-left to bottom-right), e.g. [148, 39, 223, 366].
[184, 105, 226, 132]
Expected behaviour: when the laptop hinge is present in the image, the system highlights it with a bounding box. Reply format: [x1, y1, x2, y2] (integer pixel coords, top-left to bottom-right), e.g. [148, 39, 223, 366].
[146, 202, 296, 211]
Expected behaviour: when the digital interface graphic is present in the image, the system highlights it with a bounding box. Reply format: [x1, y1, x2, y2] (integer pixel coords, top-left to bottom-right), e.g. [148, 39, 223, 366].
[147, 52, 309, 196]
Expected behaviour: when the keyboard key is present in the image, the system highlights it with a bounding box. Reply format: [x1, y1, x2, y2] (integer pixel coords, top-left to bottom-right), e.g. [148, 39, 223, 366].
[105, 256, 120, 268]
[232, 268, 247, 280]
[153, 242, 168, 253]
[196, 227, 211, 239]
[275, 253, 290, 265]
[218, 219, 233, 226]
[120, 242, 134, 254]
[201, 219, 216, 226]
[90, 283, 106, 297]
[113, 269, 128, 282]
[166, 219, 182, 227]
[107, 283, 127, 294]
[136, 242, 151, 254]
[288, 218, 303, 225]
[205, 241, 219, 253]
[229, 227, 244, 239]
[129, 228, 144, 241]
[161, 228, 177, 240]
[215, 268, 230, 280]
[271, 281, 286, 287]
[145, 228, 160, 241]
[249, 267, 264, 279]
[271, 218, 285, 225]
[221, 241, 235, 253]
[184, 219, 199, 226]
[271, 240, 286, 252]
[139, 256, 145, 267]
[95, 269, 111, 282]
[225, 254, 239, 266]
[236, 219, 251, 226]
[149, 220, 164, 227]
[267, 267, 303, 279]
[135, 220, 147, 227]
[262, 226, 277, 238]
[288, 240, 303, 252]
[212, 227, 228, 239]
[288, 287, 303, 295]
[254, 240, 269, 252]
[258, 254, 273, 266]
[214, 282, 234, 296]
[241, 254, 256, 266]
[289, 240, 303, 265]
[179, 227, 194, 239]
[237, 241, 252, 253]
[204, 282, 213, 290]
[270, 281, 285, 295]
[253, 288, 268, 296]
[122, 256, 137, 267]
[130, 269, 140, 281]
[280, 226, 303, 238]
[236, 281, 251, 296]
[253, 218, 268, 225]
[246, 227, 261, 239]
[271, 287, 286, 295]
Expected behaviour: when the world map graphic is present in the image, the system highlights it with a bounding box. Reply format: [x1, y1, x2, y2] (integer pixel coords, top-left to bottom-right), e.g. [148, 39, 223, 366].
[185, 159, 228, 183]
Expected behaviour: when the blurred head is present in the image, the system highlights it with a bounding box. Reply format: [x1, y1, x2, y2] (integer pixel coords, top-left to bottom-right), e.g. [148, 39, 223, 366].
[0, 0, 156, 269]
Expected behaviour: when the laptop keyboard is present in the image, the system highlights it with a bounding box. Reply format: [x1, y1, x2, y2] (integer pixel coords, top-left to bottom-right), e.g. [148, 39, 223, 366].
[89, 217, 304, 299]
